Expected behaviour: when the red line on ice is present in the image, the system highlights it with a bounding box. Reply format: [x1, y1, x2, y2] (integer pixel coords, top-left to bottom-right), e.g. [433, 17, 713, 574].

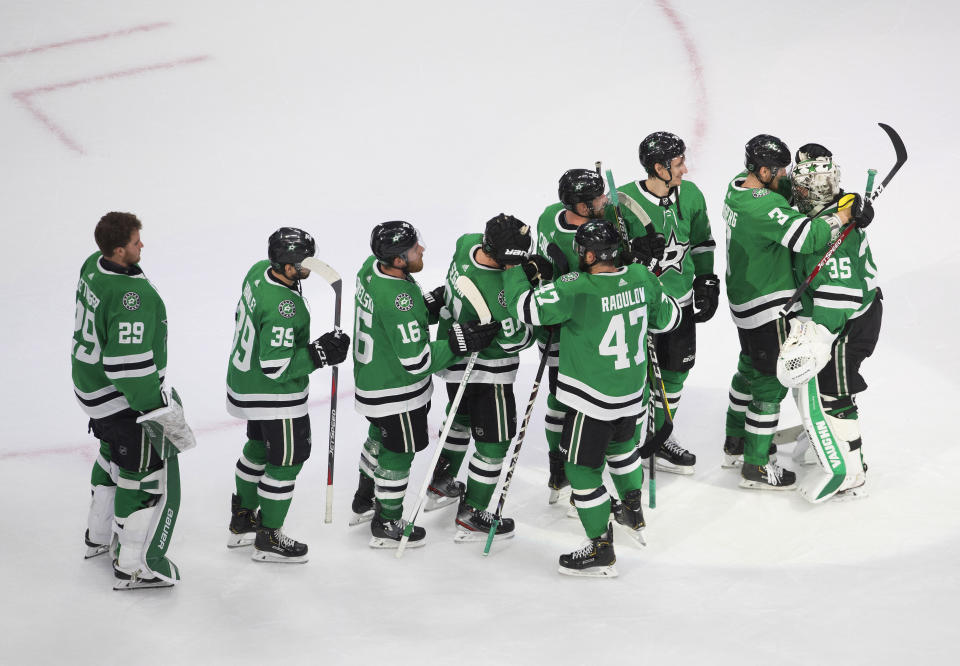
[12, 55, 211, 154]
[654, 0, 708, 146]
[0, 22, 172, 59]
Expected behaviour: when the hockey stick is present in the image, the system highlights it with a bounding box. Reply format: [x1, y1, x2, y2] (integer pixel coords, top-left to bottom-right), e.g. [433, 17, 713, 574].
[301, 257, 342, 524]
[396, 275, 491, 558]
[778, 122, 906, 318]
[483, 325, 555, 556]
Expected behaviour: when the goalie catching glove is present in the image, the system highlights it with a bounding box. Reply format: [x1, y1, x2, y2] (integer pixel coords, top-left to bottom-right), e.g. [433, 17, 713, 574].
[776, 319, 836, 388]
[137, 387, 197, 459]
[308, 328, 351, 368]
[448, 320, 501, 356]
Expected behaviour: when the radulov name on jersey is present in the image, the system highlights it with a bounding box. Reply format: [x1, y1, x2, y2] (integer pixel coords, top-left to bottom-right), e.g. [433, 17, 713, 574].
[77, 277, 101, 309]
[601, 287, 647, 313]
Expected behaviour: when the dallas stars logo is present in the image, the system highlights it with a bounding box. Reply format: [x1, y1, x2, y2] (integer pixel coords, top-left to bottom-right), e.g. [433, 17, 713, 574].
[122, 291, 141, 311]
[278, 299, 297, 318]
[657, 229, 688, 275]
[497, 290, 506, 308]
[395, 292, 414, 311]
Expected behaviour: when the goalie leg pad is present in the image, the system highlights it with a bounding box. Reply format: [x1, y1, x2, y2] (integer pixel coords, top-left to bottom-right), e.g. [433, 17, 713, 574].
[85, 484, 116, 558]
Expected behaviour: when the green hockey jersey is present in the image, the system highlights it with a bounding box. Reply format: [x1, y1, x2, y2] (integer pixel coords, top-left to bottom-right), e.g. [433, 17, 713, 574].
[722, 172, 839, 329]
[793, 204, 880, 334]
[436, 233, 534, 384]
[353, 255, 458, 418]
[536, 202, 580, 276]
[72, 252, 167, 419]
[505, 264, 680, 421]
[614, 180, 715, 306]
[226, 260, 316, 421]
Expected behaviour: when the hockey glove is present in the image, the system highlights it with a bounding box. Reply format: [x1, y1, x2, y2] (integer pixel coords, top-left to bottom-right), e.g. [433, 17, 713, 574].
[137, 387, 197, 459]
[448, 320, 501, 356]
[692, 273, 720, 323]
[629, 233, 666, 269]
[423, 285, 446, 318]
[308, 328, 351, 368]
[522, 254, 554, 287]
[838, 192, 874, 229]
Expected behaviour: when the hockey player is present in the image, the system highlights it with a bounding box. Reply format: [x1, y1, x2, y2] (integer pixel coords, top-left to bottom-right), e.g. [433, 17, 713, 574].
[226, 227, 350, 563]
[614, 131, 718, 474]
[73, 212, 196, 589]
[777, 144, 879, 503]
[721, 134, 871, 489]
[534, 169, 610, 503]
[428, 213, 536, 542]
[351, 221, 500, 548]
[506, 220, 681, 577]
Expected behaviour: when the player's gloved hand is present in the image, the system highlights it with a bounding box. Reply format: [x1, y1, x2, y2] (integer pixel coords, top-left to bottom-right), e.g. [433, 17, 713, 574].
[308, 328, 351, 368]
[137, 387, 197, 458]
[522, 254, 554, 287]
[629, 233, 666, 267]
[838, 192, 874, 229]
[423, 285, 446, 318]
[448, 320, 501, 356]
[692, 273, 720, 323]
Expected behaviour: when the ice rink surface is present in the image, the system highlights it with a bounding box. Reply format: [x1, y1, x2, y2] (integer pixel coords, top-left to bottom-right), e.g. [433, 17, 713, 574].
[2, 1, 958, 664]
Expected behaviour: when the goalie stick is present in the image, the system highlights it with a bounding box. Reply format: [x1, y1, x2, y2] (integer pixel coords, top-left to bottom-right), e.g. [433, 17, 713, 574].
[396, 275, 491, 558]
[301, 257, 342, 524]
[778, 122, 907, 318]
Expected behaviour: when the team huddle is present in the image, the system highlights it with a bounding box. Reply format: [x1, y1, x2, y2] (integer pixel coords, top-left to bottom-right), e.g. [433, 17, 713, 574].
[71, 130, 881, 586]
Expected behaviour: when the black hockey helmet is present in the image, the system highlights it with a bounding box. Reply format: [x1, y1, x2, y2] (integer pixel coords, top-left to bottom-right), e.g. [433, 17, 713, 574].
[744, 134, 791, 173]
[574, 220, 620, 264]
[794, 142, 833, 164]
[482, 213, 532, 267]
[370, 220, 419, 265]
[558, 169, 606, 212]
[268, 227, 316, 272]
[639, 131, 686, 177]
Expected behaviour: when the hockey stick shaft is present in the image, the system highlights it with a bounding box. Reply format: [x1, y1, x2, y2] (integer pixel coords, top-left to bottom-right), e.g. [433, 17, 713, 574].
[604, 169, 632, 252]
[397, 276, 491, 558]
[778, 123, 906, 318]
[483, 326, 555, 556]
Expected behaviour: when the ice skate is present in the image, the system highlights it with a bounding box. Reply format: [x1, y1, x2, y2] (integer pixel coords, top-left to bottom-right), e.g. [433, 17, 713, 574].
[369, 505, 426, 549]
[424, 457, 465, 512]
[84, 529, 110, 559]
[611, 490, 646, 547]
[649, 433, 695, 475]
[722, 436, 777, 468]
[454, 498, 515, 543]
[547, 450, 571, 504]
[113, 566, 175, 590]
[251, 526, 308, 563]
[558, 524, 617, 578]
[739, 460, 796, 490]
[349, 474, 375, 526]
[227, 493, 259, 548]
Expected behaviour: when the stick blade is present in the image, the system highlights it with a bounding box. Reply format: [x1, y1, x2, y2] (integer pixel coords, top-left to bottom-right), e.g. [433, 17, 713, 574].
[455, 275, 492, 324]
[301, 257, 342, 287]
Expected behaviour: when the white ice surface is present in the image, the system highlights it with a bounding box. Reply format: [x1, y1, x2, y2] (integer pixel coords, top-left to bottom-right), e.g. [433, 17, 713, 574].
[1, 1, 958, 664]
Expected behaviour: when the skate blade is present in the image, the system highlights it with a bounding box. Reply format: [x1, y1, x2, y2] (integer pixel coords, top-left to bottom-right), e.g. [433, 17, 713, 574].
[226, 533, 255, 548]
[369, 536, 425, 549]
[453, 528, 515, 544]
[548, 485, 572, 505]
[558, 564, 618, 578]
[84, 544, 110, 559]
[738, 478, 796, 491]
[833, 486, 868, 502]
[113, 579, 175, 590]
[721, 454, 743, 469]
[251, 550, 308, 564]
[423, 493, 459, 512]
[653, 460, 695, 476]
[348, 510, 374, 526]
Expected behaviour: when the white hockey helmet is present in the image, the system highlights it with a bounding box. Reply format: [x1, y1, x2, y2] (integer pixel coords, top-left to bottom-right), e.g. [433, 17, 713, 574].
[791, 157, 841, 215]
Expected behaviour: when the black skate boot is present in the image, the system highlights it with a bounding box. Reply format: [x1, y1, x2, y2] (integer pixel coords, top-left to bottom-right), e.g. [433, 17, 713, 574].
[369, 501, 426, 549]
[722, 436, 776, 468]
[739, 460, 796, 490]
[611, 488, 646, 545]
[424, 456, 465, 512]
[653, 434, 696, 475]
[548, 450, 571, 504]
[454, 497, 515, 543]
[350, 473, 375, 526]
[84, 529, 110, 559]
[227, 494, 259, 548]
[251, 526, 308, 563]
[558, 523, 617, 577]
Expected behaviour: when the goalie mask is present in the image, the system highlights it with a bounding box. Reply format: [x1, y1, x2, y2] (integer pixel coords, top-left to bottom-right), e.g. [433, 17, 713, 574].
[791, 157, 841, 215]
